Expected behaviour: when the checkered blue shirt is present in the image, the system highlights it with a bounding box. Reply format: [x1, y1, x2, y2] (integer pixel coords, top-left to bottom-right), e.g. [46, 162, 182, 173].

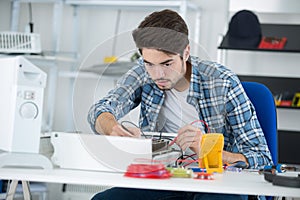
[88, 56, 273, 169]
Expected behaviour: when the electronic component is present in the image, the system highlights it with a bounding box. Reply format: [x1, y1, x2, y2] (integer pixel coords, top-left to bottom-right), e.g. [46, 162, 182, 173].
[151, 137, 182, 167]
[152, 151, 182, 167]
[51, 132, 152, 172]
[194, 172, 214, 180]
[152, 139, 169, 153]
[189, 167, 207, 173]
[198, 133, 224, 173]
[167, 167, 193, 178]
[264, 164, 287, 173]
[225, 166, 242, 172]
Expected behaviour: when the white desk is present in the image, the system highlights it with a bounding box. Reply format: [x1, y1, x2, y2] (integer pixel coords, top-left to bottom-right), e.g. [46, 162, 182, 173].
[0, 168, 299, 198]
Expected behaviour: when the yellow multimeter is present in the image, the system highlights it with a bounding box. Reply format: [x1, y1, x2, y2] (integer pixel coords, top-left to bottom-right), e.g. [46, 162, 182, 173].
[198, 133, 224, 173]
[292, 93, 300, 107]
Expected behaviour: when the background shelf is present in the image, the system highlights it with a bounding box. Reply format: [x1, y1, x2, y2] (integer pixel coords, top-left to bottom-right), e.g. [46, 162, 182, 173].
[218, 24, 300, 53]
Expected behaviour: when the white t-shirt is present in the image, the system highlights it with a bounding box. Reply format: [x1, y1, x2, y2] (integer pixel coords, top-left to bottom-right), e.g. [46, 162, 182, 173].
[157, 88, 201, 133]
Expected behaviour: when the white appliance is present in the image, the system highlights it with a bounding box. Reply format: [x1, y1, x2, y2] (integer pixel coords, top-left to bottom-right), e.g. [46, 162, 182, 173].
[0, 56, 47, 153]
[51, 132, 152, 172]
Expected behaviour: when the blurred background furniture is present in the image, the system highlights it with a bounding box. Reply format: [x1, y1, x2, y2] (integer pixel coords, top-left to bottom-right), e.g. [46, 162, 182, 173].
[242, 81, 278, 164]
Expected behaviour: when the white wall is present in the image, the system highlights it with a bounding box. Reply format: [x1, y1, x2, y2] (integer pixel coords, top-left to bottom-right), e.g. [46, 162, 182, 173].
[3, 0, 299, 133]
[0, 0, 228, 62]
[0, 0, 229, 133]
[0, 0, 300, 132]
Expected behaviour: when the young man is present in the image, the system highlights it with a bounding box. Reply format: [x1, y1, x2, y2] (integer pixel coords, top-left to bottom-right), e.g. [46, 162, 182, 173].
[88, 9, 272, 200]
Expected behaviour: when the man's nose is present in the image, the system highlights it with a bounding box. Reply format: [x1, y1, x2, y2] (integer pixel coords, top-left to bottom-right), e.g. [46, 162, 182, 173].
[154, 65, 165, 77]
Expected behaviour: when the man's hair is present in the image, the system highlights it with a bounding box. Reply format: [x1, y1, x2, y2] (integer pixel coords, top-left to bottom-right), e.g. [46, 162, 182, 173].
[138, 9, 188, 36]
[132, 9, 189, 56]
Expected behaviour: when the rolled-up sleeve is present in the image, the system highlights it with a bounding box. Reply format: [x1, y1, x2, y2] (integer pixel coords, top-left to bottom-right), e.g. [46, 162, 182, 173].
[87, 65, 145, 134]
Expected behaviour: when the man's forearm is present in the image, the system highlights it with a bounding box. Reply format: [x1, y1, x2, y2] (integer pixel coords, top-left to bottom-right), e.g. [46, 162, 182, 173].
[95, 112, 118, 135]
[222, 150, 249, 166]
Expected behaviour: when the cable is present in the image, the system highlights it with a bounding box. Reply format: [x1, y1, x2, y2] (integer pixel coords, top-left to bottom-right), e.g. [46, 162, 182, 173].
[182, 153, 197, 161]
[190, 119, 211, 133]
[169, 119, 210, 147]
[176, 149, 184, 167]
[120, 120, 148, 138]
[167, 120, 210, 167]
[175, 154, 198, 167]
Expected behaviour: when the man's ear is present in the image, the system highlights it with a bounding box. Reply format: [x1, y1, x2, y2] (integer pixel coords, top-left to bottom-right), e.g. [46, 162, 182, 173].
[183, 45, 190, 61]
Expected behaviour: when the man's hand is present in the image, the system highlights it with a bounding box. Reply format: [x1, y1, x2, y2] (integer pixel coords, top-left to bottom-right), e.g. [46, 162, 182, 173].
[174, 123, 249, 167]
[95, 112, 140, 137]
[222, 150, 249, 167]
[111, 124, 141, 138]
[176, 124, 203, 155]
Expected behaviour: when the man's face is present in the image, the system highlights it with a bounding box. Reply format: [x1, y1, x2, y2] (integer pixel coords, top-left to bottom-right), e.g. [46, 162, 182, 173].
[142, 48, 187, 90]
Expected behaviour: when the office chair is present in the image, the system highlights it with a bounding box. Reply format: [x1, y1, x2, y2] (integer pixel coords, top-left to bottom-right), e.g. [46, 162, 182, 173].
[241, 81, 278, 165]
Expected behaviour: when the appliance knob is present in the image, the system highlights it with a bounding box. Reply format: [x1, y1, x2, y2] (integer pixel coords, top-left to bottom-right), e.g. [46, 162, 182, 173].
[19, 102, 38, 119]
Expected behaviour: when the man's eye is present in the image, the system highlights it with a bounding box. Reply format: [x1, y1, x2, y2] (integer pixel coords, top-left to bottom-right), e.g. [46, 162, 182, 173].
[145, 63, 153, 67]
[164, 63, 172, 67]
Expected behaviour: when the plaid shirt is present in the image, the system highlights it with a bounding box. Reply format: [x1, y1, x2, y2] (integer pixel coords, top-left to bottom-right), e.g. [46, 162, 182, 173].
[88, 56, 272, 169]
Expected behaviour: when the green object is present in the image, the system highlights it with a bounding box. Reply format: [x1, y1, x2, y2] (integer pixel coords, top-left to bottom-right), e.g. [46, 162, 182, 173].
[130, 52, 140, 62]
[167, 167, 193, 178]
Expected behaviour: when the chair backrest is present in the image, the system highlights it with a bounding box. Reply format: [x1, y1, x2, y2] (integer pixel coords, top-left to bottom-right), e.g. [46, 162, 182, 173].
[241, 81, 278, 164]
